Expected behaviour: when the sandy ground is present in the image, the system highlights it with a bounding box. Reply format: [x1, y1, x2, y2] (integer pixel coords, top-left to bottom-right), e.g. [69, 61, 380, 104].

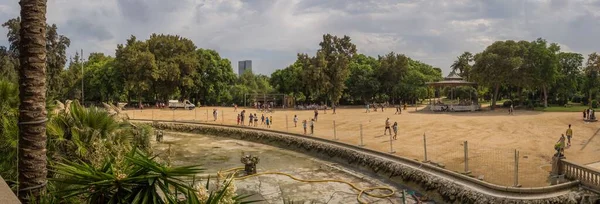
[125, 106, 600, 187]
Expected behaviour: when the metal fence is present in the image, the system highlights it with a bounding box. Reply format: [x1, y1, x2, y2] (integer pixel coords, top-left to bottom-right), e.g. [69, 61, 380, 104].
[127, 108, 552, 187]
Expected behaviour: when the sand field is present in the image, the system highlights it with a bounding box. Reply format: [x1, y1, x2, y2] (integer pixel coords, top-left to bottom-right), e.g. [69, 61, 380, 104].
[124, 106, 600, 187]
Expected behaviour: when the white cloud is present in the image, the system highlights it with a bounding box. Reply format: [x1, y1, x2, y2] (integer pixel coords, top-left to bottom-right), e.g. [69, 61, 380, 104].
[0, 0, 599, 75]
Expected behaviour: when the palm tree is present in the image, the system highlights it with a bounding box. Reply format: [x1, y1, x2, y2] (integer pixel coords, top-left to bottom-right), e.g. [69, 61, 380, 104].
[450, 52, 473, 81]
[17, 0, 49, 202]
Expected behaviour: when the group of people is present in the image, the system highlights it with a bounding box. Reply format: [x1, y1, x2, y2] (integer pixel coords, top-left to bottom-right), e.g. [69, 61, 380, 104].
[555, 124, 574, 157]
[583, 108, 596, 121]
[292, 114, 315, 135]
[237, 110, 273, 128]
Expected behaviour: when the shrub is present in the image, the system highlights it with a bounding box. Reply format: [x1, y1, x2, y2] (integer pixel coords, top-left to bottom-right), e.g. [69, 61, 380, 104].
[592, 100, 598, 108]
[502, 100, 513, 107]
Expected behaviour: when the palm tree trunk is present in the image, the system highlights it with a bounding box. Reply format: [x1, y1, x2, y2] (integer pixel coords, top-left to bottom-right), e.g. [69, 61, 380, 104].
[18, 0, 48, 202]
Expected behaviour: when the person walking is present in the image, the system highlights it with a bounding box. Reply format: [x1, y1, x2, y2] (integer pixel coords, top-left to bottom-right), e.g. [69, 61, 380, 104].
[252, 113, 257, 127]
[583, 109, 587, 120]
[566, 124, 573, 146]
[234, 104, 237, 112]
[384, 118, 392, 135]
[333, 104, 336, 114]
[314, 109, 319, 122]
[261, 114, 265, 125]
[241, 110, 245, 125]
[381, 104, 384, 112]
[302, 120, 307, 135]
[395, 105, 399, 114]
[266, 116, 271, 128]
[249, 113, 254, 126]
[310, 119, 315, 135]
[293, 115, 298, 127]
[392, 122, 398, 140]
[213, 109, 218, 121]
[366, 103, 370, 113]
[270, 116, 273, 125]
[237, 114, 240, 125]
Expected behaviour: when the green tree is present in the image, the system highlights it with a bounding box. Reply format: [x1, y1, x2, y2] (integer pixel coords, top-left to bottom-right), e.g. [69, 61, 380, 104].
[0, 46, 18, 82]
[2, 17, 71, 99]
[450, 52, 473, 81]
[146, 34, 198, 101]
[318, 34, 357, 105]
[376, 52, 409, 103]
[472, 40, 523, 110]
[522, 38, 560, 107]
[115, 36, 159, 105]
[194, 49, 236, 105]
[345, 54, 379, 103]
[584, 52, 600, 106]
[555, 52, 583, 103]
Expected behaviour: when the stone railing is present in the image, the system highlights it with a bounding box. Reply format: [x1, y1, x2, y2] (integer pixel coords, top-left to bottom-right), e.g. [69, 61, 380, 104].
[561, 159, 600, 193]
[136, 119, 592, 203]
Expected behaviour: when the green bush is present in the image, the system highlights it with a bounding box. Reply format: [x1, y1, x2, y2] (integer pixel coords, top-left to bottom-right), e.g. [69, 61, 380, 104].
[592, 100, 598, 108]
[502, 100, 513, 107]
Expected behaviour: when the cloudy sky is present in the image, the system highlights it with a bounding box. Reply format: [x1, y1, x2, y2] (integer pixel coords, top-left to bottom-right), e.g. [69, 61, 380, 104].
[1, 0, 599, 75]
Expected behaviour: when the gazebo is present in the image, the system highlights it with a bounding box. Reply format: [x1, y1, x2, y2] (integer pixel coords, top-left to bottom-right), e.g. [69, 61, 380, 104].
[425, 72, 481, 112]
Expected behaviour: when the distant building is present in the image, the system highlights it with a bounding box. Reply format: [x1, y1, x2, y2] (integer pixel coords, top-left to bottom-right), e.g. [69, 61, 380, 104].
[238, 60, 252, 75]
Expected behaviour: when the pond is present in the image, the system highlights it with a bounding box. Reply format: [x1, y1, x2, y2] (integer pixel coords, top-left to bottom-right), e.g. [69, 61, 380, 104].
[152, 131, 432, 204]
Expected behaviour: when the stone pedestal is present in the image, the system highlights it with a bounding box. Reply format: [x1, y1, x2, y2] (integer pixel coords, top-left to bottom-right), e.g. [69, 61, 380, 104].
[550, 155, 567, 185]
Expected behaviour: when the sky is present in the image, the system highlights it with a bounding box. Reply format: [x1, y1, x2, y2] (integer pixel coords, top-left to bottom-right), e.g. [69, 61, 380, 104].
[1, 0, 599, 76]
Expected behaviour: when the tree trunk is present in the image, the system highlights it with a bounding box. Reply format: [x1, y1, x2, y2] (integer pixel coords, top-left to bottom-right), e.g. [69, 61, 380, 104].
[491, 84, 500, 110]
[518, 87, 524, 106]
[543, 85, 548, 108]
[18, 0, 48, 202]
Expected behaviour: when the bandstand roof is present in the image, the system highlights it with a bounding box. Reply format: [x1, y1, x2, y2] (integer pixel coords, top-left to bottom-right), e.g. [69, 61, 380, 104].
[426, 72, 477, 87]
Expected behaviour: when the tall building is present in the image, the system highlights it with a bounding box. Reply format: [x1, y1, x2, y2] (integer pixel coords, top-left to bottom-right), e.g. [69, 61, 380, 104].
[238, 60, 252, 75]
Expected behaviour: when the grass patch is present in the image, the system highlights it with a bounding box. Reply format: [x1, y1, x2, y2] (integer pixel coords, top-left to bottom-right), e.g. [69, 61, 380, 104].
[534, 105, 590, 112]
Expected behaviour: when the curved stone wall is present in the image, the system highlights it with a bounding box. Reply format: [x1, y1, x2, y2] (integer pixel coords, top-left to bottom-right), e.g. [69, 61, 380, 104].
[145, 121, 589, 204]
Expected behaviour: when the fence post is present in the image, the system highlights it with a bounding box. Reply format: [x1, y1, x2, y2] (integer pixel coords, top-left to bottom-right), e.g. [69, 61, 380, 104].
[423, 133, 428, 162]
[172, 109, 175, 121]
[514, 149, 521, 187]
[206, 109, 208, 121]
[389, 133, 395, 154]
[359, 124, 364, 146]
[286, 115, 289, 131]
[195, 108, 197, 121]
[152, 109, 154, 120]
[221, 110, 224, 124]
[333, 120, 337, 140]
[464, 141, 470, 174]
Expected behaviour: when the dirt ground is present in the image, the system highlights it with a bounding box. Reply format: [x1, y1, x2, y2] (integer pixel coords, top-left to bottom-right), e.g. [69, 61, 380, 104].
[124, 106, 600, 187]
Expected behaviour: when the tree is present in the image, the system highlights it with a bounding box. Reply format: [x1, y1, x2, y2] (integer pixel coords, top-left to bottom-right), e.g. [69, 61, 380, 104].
[472, 40, 523, 110]
[555, 52, 583, 103]
[584, 52, 600, 107]
[376, 52, 409, 103]
[0, 46, 18, 82]
[345, 54, 379, 103]
[194, 49, 236, 105]
[2, 17, 71, 99]
[146, 34, 198, 101]
[522, 38, 560, 107]
[318, 34, 357, 105]
[450, 52, 473, 81]
[115, 36, 158, 104]
[299, 52, 326, 101]
[17, 0, 49, 201]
